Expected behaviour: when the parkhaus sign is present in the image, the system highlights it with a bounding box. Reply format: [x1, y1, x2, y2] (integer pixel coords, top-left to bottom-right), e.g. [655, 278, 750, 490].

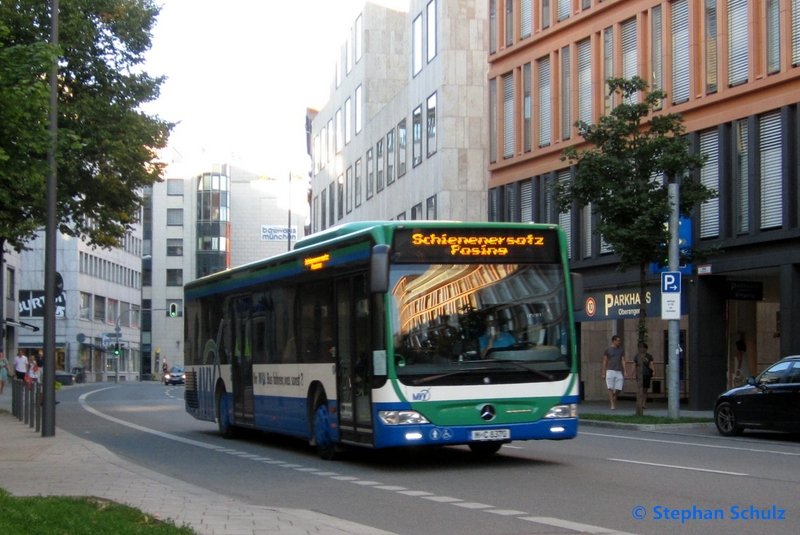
[575, 286, 688, 322]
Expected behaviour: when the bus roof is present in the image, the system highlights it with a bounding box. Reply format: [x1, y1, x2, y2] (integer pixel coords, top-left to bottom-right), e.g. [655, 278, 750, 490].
[185, 220, 563, 291]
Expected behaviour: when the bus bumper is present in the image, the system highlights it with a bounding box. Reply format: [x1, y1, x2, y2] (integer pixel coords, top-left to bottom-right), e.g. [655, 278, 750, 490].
[371, 416, 578, 449]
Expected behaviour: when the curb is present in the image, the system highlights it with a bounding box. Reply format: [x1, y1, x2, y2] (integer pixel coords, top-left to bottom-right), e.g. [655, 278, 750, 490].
[579, 419, 715, 431]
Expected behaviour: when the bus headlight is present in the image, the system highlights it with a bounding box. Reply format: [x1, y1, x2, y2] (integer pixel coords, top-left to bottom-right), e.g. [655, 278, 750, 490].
[543, 404, 578, 419]
[379, 410, 430, 425]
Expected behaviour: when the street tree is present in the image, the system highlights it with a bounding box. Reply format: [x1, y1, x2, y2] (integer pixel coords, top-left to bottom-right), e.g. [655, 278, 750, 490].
[0, 0, 171, 251]
[555, 77, 716, 415]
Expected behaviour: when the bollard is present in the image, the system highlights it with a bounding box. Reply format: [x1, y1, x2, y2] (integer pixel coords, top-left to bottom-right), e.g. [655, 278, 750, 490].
[28, 381, 35, 428]
[35, 382, 41, 433]
[11, 377, 18, 419]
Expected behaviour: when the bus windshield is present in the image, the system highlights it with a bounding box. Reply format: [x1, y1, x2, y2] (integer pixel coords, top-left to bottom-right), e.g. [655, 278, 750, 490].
[389, 263, 572, 386]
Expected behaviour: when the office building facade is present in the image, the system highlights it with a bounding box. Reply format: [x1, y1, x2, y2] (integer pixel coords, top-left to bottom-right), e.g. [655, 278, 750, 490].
[487, 0, 800, 408]
[309, 0, 490, 227]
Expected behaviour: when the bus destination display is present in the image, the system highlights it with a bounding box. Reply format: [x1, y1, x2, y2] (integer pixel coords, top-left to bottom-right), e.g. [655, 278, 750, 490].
[392, 227, 561, 263]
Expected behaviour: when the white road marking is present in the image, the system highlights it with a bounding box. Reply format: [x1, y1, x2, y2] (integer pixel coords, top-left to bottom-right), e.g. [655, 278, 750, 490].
[79, 388, 637, 535]
[582, 431, 800, 456]
[607, 458, 748, 476]
[522, 516, 638, 535]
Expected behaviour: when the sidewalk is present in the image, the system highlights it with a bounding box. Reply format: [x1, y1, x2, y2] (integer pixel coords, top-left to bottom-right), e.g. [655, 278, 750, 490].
[578, 398, 716, 431]
[0, 391, 396, 535]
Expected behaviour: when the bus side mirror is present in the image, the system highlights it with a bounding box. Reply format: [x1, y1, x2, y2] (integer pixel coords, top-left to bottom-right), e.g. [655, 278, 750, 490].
[371, 244, 390, 293]
[571, 273, 584, 312]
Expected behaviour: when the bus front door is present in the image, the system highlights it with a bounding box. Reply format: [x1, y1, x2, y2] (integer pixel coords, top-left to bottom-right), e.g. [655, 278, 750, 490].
[336, 274, 374, 444]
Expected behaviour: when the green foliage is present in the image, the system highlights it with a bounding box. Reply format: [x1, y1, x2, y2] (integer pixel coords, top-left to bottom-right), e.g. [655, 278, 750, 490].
[0, 490, 198, 534]
[0, 0, 172, 251]
[558, 77, 717, 415]
[0, 23, 57, 251]
[558, 76, 715, 273]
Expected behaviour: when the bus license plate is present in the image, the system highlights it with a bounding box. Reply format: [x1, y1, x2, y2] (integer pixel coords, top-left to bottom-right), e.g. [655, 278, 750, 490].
[471, 429, 510, 441]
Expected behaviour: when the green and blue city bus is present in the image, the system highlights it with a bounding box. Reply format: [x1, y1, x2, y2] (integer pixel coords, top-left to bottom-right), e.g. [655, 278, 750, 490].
[183, 222, 582, 459]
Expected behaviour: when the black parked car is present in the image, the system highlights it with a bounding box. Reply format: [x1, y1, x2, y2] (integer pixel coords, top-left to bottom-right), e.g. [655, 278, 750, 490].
[164, 366, 185, 386]
[714, 355, 800, 436]
[54, 370, 77, 386]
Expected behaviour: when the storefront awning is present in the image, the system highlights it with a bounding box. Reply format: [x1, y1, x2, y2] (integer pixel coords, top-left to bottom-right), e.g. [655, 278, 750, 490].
[4, 318, 40, 332]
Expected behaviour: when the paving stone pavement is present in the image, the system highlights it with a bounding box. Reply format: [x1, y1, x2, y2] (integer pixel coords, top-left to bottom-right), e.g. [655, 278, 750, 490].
[0, 391, 397, 535]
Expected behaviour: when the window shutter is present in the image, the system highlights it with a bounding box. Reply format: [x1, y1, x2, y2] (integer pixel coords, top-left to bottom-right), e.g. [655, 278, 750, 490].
[539, 56, 552, 147]
[521, 0, 532, 39]
[735, 120, 749, 234]
[503, 73, 515, 159]
[699, 130, 720, 238]
[524, 63, 532, 151]
[672, 0, 690, 104]
[521, 179, 532, 222]
[759, 112, 782, 229]
[582, 204, 592, 258]
[728, 0, 748, 86]
[558, 169, 571, 259]
[603, 27, 614, 113]
[766, 0, 780, 74]
[561, 46, 571, 140]
[793, 0, 800, 66]
[557, 0, 569, 22]
[578, 39, 592, 125]
[490, 78, 498, 163]
[622, 18, 638, 103]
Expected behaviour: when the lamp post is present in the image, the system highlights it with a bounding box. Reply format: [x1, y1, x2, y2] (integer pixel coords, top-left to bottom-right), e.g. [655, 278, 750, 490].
[42, 0, 59, 437]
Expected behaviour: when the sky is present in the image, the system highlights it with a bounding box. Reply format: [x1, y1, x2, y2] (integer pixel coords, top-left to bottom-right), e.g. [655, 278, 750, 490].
[141, 0, 400, 179]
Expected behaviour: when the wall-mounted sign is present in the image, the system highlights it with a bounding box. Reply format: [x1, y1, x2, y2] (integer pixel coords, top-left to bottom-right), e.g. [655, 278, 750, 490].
[18, 290, 66, 318]
[575, 286, 689, 322]
[726, 281, 763, 301]
[261, 225, 297, 242]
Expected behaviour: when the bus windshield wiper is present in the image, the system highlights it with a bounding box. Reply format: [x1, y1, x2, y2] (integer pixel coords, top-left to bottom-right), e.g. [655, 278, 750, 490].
[406, 367, 494, 385]
[492, 360, 555, 381]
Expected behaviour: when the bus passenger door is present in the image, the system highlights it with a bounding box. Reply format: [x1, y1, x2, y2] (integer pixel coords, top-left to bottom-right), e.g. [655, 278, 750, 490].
[232, 296, 255, 426]
[335, 274, 374, 444]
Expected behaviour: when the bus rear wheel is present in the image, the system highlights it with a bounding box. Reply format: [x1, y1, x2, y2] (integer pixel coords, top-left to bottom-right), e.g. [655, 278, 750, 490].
[216, 388, 238, 439]
[312, 397, 337, 460]
[468, 441, 503, 455]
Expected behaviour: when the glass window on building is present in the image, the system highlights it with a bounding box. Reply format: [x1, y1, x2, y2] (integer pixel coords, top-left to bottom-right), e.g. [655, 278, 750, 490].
[5, 266, 13, 299]
[397, 119, 407, 177]
[427, 0, 437, 62]
[413, 13, 423, 75]
[107, 298, 118, 324]
[386, 129, 395, 185]
[355, 158, 363, 207]
[80, 292, 91, 320]
[167, 238, 183, 256]
[167, 179, 183, 195]
[166, 269, 183, 287]
[413, 105, 423, 166]
[94, 295, 105, 322]
[426, 195, 437, 220]
[120, 301, 131, 327]
[167, 208, 183, 226]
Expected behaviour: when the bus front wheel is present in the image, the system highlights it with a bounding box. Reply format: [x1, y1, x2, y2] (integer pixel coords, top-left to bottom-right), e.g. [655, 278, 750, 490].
[312, 397, 337, 460]
[216, 388, 238, 439]
[468, 441, 503, 455]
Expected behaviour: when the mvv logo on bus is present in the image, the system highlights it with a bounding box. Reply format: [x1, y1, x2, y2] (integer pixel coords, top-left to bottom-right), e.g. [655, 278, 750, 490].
[412, 389, 431, 401]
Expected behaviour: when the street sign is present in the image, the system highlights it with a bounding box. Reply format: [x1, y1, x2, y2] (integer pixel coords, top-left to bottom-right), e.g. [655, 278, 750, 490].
[102, 332, 121, 347]
[661, 294, 681, 320]
[661, 271, 681, 293]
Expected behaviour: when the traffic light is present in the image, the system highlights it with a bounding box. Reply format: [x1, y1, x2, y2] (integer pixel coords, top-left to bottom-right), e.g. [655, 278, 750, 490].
[113, 343, 120, 355]
[169, 303, 178, 317]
